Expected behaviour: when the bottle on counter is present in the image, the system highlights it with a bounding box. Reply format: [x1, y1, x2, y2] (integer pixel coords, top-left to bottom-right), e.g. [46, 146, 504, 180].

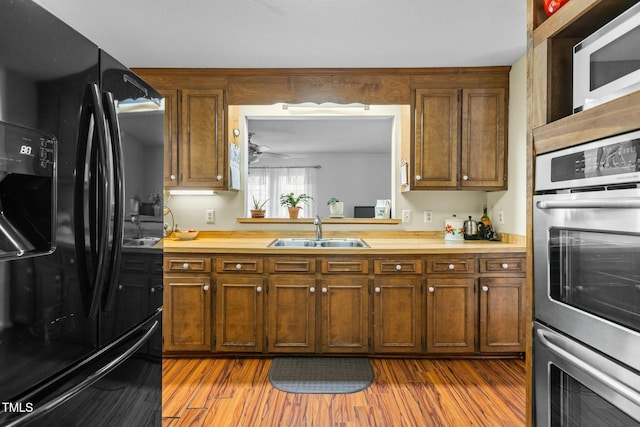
[480, 208, 491, 227]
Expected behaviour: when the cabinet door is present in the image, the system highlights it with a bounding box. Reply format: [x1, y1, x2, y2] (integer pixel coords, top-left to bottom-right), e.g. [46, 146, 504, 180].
[163, 275, 212, 352]
[414, 88, 460, 189]
[479, 277, 525, 353]
[179, 88, 226, 188]
[373, 278, 422, 353]
[460, 87, 506, 189]
[160, 89, 179, 188]
[425, 278, 475, 353]
[215, 276, 264, 352]
[267, 277, 316, 353]
[320, 278, 369, 353]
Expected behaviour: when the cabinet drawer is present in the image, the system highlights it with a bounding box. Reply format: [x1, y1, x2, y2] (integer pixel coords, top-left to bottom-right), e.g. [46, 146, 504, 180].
[374, 259, 423, 274]
[321, 259, 368, 274]
[269, 258, 316, 273]
[427, 258, 475, 274]
[164, 257, 211, 273]
[479, 257, 525, 274]
[216, 258, 264, 273]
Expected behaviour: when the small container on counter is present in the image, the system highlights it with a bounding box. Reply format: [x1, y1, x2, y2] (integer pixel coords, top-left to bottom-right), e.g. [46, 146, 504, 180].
[444, 215, 465, 241]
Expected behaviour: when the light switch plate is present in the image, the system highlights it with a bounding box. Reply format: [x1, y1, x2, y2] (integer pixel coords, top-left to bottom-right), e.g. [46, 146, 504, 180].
[402, 210, 411, 224]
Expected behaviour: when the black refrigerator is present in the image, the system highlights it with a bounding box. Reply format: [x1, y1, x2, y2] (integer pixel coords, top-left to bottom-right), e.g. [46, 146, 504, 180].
[0, 1, 163, 426]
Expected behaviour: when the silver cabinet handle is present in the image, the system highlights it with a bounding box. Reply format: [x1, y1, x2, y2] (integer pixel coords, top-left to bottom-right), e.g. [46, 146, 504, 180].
[375, 287, 381, 293]
[310, 287, 315, 293]
[395, 264, 402, 271]
[448, 264, 455, 270]
[256, 286, 262, 293]
[203, 285, 209, 291]
[502, 263, 509, 269]
[428, 286, 435, 293]
[235, 263, 242, 270]
[118, 284, 123, 290]
[322, 287, 328, 293]
[462, 175, 469, 181]
[482, 286, 489, 292]
[182, 262, 189, 269]
[150, 288, 155, 293]
[170, 174, 176, 180]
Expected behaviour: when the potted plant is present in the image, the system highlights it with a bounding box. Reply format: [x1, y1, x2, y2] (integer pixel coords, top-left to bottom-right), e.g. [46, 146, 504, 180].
[327, 197, 344, 218]
[279, 192, 313, 219]
[250, 196, 268, 218]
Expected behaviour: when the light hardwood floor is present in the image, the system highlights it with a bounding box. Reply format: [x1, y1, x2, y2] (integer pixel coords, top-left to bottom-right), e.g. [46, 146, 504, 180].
[162, 357, 526, 427]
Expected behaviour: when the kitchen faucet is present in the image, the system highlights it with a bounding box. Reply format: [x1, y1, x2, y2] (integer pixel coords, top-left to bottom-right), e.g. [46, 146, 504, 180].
[130, 214, 142, 238]
[314, 215, 322, 240]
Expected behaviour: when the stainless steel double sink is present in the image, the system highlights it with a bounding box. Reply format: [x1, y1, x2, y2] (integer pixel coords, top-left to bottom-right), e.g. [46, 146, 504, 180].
[268, 238, 369, 248]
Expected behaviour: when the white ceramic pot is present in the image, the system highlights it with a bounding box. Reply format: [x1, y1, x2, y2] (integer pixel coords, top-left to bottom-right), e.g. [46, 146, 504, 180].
[444, 217, 465, 241]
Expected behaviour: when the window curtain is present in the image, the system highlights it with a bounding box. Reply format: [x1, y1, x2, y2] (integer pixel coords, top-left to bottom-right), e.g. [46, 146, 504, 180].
[247, 167, 317, 218]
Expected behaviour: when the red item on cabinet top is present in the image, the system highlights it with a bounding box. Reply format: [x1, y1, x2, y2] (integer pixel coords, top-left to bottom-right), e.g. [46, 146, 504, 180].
[543, 0, 570, 17]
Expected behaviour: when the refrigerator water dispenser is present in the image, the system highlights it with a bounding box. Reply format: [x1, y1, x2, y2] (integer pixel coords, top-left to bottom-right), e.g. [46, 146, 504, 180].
[0, 121, 55, 259]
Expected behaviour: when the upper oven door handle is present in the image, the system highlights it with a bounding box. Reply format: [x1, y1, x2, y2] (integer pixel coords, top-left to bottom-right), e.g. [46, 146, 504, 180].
[536, 198, 640, 210]
[536, 327, 640, 407]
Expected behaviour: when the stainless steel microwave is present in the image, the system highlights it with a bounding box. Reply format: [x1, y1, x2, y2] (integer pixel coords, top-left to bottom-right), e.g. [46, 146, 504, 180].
[573, 2, 640, 113]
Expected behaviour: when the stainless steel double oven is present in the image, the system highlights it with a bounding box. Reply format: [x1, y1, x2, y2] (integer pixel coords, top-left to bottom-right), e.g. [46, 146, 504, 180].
[534, 129, 640, 426]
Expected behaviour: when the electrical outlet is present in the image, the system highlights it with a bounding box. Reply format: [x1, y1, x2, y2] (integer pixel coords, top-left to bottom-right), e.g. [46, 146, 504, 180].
[424, 210, 432, 223]
[402, 210, 411, 224]
[205, 209, 215, 224]
[497, 210, 504, 224]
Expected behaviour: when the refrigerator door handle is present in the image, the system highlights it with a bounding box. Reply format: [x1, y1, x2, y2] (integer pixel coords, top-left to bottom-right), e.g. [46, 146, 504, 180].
[73, 83, 113, 319]
[3, 319, 160, 427]
[101, 91, 125, 312]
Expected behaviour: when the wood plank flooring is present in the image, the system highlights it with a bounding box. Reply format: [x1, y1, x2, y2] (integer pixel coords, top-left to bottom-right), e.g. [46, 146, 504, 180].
[162, 357, 526, 427]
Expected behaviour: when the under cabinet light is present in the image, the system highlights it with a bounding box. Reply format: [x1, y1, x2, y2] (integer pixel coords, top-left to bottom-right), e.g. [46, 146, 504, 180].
[168, 189, 217, 196]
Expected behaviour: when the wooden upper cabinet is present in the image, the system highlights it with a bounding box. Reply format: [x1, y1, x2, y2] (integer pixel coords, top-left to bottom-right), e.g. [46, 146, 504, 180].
[413, 87, 507, 190]
[160, 89, 179, 188]
[414, 88, 459, 188]
[180, 89, 226, 188]
[460, 88, 506, 189]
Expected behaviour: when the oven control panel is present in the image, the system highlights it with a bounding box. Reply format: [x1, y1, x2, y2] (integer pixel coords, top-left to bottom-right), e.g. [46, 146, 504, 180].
[536, 129, 640, 191]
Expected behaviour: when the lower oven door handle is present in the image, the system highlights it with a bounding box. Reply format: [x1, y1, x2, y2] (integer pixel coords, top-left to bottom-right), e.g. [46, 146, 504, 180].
[536, 327, 640, 407]
[536, 198, 640, 210]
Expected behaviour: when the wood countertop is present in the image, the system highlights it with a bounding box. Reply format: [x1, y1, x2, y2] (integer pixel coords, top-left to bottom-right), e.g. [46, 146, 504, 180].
[163, 231, 525, 255]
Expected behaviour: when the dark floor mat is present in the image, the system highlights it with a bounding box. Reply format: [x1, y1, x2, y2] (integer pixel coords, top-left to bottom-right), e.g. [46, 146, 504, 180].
[268, 357, 374, 394]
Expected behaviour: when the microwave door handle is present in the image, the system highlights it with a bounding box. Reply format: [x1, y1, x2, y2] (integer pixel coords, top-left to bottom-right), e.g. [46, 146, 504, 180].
[74, 83, 111, 319]
[101, 91, 125, 312]
[536, 327, 640, 407]
[536, 198, 640, 210]
[3, 319, 159, 427]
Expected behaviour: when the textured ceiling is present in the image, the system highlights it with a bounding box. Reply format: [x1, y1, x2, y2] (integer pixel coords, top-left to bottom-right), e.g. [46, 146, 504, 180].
[32, 0, 527, 69]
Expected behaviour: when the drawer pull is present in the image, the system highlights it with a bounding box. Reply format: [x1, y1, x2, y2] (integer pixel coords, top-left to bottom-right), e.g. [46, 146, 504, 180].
[416, 175, 421, 180]
[375, 287, 381, 293]
[170, 174, 176, 180]
[502, 263, 509, 269]
[448, 264, 455, 270]
[182, 262, 189, 269]
[235, 263, 242, 270]
[322, 287, 328, 293]
[310, 287, 315, 293]
[428, 286, 435, 293]
[395, 264, 402, 271]
[203, 285, 209, 291]
[216, 175, 223, 180]
[482, 286, 489, 292]
[256, 286, 262, 293]
[462, 175, 469, 181]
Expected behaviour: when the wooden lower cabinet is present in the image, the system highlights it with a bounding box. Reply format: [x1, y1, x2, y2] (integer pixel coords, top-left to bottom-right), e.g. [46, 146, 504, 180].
[425, 277, 475, 353]
[215, 276, 264, 352]
[320, 278, 369, 353]
[163, 275, 212, 352]
[479, 277, 526, 353]
[373, 277, 423, 353]
[267, 277, 316, 353]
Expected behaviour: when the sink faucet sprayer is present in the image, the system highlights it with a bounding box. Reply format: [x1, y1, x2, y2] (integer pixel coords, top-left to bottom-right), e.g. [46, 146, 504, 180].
[314, 215, 322, 240]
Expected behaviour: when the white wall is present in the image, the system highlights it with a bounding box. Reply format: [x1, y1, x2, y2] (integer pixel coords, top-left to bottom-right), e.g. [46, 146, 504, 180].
[166, 57, 528, 236]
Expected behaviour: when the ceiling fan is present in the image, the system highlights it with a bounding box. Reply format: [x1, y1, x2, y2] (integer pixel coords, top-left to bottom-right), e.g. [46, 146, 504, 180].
[248, 132, 290, 163]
